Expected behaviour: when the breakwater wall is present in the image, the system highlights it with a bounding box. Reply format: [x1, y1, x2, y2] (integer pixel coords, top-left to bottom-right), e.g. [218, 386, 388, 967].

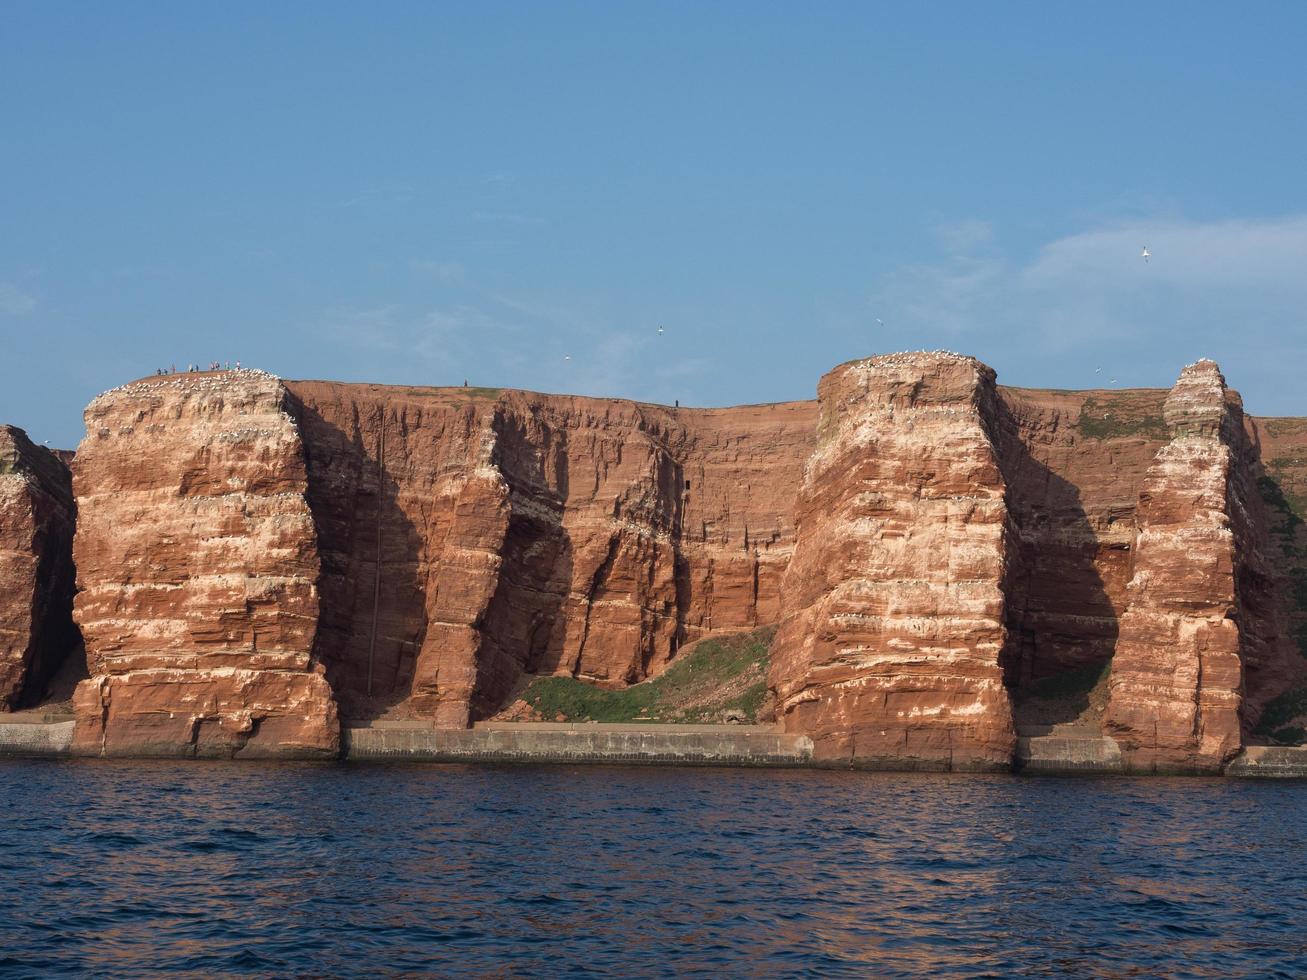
[344, 722, 814, 767]
[0, 720, 75, 757]
[4, 720, 1307, 776]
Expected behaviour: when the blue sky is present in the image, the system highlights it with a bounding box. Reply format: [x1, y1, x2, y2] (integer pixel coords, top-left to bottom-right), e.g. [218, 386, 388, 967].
[3, 2, 1306, 447]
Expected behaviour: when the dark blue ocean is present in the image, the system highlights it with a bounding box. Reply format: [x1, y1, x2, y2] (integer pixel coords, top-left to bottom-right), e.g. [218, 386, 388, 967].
[1, 762, 1304, 978]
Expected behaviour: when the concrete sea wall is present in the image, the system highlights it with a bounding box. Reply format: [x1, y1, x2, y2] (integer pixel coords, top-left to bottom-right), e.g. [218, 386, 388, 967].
[0, 720, 75, 757]
[5, 718, 1307, 776]
[345, 722, 814, 767]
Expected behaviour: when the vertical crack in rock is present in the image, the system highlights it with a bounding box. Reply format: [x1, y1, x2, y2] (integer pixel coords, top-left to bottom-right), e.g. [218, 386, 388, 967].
[0, 425, 78, 709]
[69, 372, 339, 758]
[285, 383, 817, 727]
[769, 352, 1017, 771]
[1105, 359, 1297, 772]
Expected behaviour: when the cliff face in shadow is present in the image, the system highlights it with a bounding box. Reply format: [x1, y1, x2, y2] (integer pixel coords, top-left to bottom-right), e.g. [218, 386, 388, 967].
[0, 425, 78, 710]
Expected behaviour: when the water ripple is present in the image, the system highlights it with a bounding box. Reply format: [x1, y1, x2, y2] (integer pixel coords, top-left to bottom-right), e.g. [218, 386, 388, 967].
[0, 762, 1304, 977]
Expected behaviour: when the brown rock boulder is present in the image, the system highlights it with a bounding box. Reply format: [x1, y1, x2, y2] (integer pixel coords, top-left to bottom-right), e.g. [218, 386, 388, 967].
[0, 425, 78, 709]
[769, 353, 1017, 770]
[70, 371, 339, 758]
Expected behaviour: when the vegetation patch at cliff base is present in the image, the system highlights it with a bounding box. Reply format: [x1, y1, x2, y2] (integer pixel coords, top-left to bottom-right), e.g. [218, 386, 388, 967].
[1011, 660, 1111, 731]
[1255, 684, 1307, 745]
[508, 627, 774, 724]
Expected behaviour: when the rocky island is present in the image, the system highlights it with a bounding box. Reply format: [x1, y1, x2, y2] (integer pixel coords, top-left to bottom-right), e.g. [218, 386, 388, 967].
[2, 353, 1305, 775]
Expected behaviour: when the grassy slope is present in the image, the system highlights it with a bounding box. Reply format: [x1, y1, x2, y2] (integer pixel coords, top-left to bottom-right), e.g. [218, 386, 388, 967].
[516, 627, 775, 724]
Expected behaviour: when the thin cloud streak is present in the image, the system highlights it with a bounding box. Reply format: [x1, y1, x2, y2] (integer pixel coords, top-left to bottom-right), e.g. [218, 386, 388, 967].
[0, 283, 38, 316]
[870, 214, 1307, 409]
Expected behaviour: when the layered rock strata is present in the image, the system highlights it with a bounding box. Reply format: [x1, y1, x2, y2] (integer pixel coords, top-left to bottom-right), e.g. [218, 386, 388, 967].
[1104, 361, 1293, 772]
[51, 355, 1307, 767]
[70, 372, 338, 758]
[284, 383, 816, 726]
[0, 426, 77, 709]
[769, 353, 1016, 770]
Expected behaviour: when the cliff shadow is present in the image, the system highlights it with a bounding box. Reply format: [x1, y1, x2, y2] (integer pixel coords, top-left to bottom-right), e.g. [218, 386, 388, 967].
[1239, 442, 1307, 738]
[468, 413, 694, 720]
[992, 397, 1121, 733]
[13, 438, 85, 713]
[468, 411, 575, 720]
[288, 395, 431, 723]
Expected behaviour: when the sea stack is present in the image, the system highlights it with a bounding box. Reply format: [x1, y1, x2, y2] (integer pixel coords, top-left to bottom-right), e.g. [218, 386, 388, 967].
[69, 371, 339, 758]
[769, 352, 1017, 770]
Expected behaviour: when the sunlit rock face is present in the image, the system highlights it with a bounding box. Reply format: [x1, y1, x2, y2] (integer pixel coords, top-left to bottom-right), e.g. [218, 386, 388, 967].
[55, 354, 1307, 769]
[0, 425, 77, 710]
[1105, 361, 1297, 772]
[284, 382, 818, 727]
[769, 353, 1017, 771]
[70, 372, 338, 758]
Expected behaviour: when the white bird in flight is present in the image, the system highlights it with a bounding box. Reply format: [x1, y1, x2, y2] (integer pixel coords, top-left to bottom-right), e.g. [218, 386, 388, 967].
[658, 325, 664, 336]
[564, 354, 571, 362]
[1095, 367, 1102, 374]
[876, 318, 885, 327]
[1141, 246, 1150, 263]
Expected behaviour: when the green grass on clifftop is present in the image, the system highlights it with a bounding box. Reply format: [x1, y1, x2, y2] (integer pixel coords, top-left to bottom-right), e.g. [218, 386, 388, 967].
[517, 627, 775, 724]
[1076, 397, 1169, 440]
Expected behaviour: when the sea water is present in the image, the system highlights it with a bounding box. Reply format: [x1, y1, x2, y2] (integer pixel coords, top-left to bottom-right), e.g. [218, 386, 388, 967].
[1, 761, 1304, 977]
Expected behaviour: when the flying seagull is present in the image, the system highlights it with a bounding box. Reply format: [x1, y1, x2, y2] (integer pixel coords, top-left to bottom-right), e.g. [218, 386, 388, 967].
[564, 354, 571, 362]
[1095, 367, 1101, 374]
[1141, 246, 1150, 263]
[876, 318, 885, 327]
[657, 325, 664, 336]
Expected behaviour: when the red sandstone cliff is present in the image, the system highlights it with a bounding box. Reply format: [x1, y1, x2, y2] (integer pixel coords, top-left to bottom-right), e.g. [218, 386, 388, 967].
[48, 354, 1307, 765]
[0, 426, 77, 709]
[1104, 362, 1297, 772]
[994, 387, 1169, 687]
[70, 372, 338, 758]
[768, 353, 1017, 770]
[284, 382, 816, 726]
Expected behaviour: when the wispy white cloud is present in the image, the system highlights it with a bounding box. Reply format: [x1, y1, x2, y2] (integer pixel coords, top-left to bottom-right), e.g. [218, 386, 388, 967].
[0, 282, 37, 316]
[1020, 216, 1307, 290]
[471, 211, 544, 225]
[316, 282, 706, 406]
[872, 215, 1307, 366]
[320, 298, 533, 378]
[408, 259, 467, 284]
[336, 182, 416, 209]
[935, 219, 995, 253]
